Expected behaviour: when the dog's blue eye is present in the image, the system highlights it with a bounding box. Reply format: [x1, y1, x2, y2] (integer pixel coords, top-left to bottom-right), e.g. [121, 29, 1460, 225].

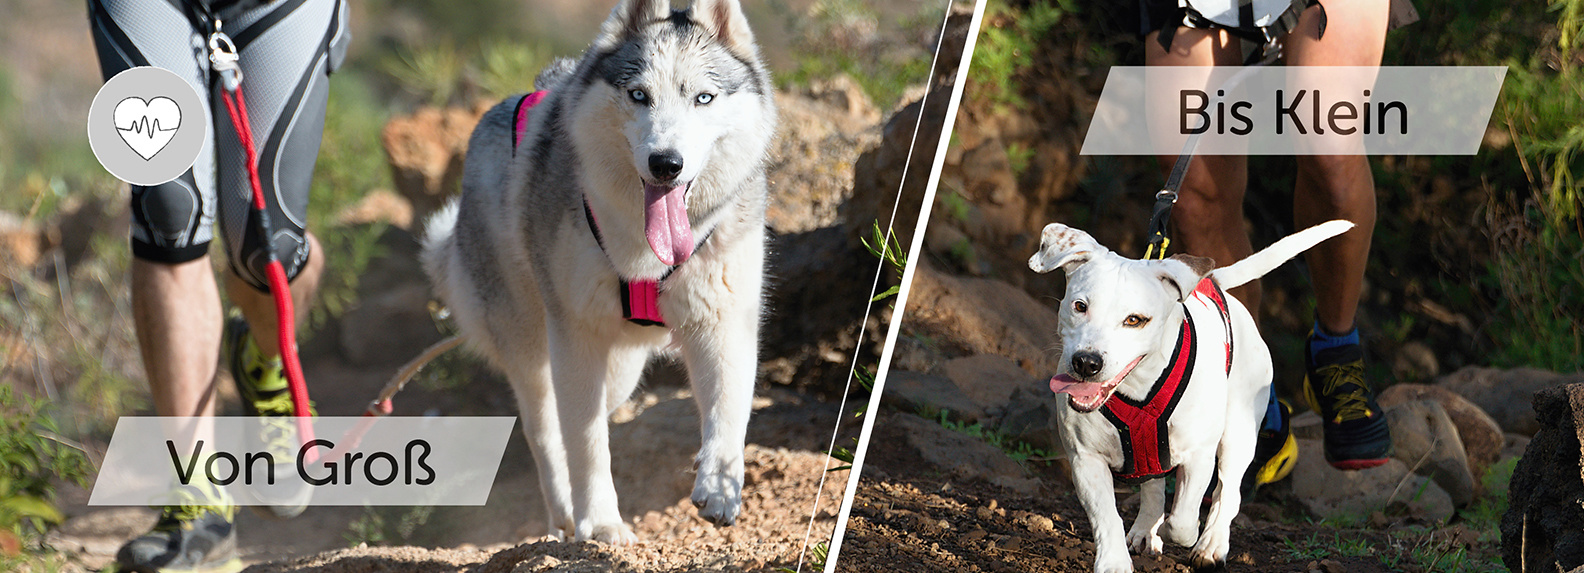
[695, 93, 714, 105]
[629, 89, 647, 103]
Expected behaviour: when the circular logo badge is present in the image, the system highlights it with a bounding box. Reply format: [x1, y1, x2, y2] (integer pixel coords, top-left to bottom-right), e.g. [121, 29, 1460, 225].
[87, 66, 208, 186]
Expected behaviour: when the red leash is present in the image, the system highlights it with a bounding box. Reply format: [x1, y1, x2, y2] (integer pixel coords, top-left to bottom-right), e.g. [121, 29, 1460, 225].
[210, 30, 319, 460]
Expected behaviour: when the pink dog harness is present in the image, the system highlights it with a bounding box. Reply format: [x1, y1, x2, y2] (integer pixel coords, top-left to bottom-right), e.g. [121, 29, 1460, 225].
[511, 91, 667, 327]
[1100, 277, 1233, 483]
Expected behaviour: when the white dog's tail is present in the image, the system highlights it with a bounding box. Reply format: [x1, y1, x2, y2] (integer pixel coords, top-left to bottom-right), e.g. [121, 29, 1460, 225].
[419, 199, 461, 295]
[1211, 220, 1355, 289]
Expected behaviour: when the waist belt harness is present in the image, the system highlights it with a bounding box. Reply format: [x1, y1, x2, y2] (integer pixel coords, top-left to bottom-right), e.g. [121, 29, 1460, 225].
[511, 91, 668, 327]
[1101, 277, 1233, 483]
[1160, 0, 1327, 64]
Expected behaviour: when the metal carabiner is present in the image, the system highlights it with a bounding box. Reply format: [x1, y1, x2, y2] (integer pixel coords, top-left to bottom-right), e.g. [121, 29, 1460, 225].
[208, 22, 243, 91]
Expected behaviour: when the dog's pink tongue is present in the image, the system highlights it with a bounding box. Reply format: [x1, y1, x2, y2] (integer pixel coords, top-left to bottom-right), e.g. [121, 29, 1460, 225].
[644, 183, 693, 266]
[1049, 374, 1106, 400]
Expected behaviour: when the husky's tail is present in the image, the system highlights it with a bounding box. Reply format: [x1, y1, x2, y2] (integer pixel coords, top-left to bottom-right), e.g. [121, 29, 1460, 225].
[1211, 220, 1355, 290]
[420, 200, 461, 297]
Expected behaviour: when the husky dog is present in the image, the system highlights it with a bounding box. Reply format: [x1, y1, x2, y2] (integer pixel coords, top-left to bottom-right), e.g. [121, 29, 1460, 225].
[421, 0, 776, 544]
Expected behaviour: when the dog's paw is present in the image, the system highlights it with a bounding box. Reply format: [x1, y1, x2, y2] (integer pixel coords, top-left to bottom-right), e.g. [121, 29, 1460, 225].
[690, 461, 744, 526]
[1127, 527, 1163, 556]
[690, 478, 743, 526]
[586, 522, 638, 546]
[547, 516, 574, 541]
[1094, 550, 1134, 573]
[1189, 527, 1231, 571]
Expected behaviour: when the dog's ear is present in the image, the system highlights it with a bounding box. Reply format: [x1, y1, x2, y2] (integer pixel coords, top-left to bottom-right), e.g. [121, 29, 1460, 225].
[693, 0, 757, 57]
[595, 0, 669, 50]
[1155, 254, 1215, 302]
[1029, 223, 1106, 274]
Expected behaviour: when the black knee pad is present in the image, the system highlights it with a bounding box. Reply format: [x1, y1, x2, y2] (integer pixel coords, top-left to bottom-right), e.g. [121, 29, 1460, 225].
[228, 223, 311, 293]
[129, 174, 214, 264]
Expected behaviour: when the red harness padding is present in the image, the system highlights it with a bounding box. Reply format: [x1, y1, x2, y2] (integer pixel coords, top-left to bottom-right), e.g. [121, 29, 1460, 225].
[1099, 278, 1233, 483]
[510, 91, 667, 327]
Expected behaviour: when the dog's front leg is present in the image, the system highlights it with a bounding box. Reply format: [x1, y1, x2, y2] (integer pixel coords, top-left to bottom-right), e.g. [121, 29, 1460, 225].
[1127, 479, 1167, 555]
[1164, 455, 1214, 548]
[678, 308, 756, 527]
[548, 323, 644, 545]
[1071, 455, 1133, 573]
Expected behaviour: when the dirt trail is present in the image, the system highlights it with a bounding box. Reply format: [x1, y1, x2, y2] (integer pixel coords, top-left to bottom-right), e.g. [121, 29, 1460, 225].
[45, 351, 854, 572]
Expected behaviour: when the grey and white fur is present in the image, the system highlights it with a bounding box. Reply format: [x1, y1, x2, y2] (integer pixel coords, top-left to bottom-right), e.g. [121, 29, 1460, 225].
[421, 0, 776, 544]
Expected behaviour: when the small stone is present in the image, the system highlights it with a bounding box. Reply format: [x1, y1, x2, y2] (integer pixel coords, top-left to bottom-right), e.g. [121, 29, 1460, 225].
[1320, 558, 1346, 573]
[1022, 514, 1054, 532]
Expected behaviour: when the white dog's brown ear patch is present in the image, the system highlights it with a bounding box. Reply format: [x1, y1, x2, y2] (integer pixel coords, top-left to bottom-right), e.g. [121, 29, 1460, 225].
[1029, 223, 1106, 274]
[1155, 255, 1214, 302]
[1168, 253, 1215, 276]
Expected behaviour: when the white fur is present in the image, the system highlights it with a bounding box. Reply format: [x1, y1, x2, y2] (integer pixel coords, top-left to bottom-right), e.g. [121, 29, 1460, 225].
[1028, 220, 1354, 572]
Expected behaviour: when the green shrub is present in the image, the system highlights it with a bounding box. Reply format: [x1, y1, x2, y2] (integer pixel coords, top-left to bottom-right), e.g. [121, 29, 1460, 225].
[0, 386, 92, 552]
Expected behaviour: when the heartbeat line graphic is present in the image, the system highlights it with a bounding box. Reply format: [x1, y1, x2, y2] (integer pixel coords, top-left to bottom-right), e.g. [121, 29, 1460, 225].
[114, 96, 183, 160]
[119, 116, 179, 138]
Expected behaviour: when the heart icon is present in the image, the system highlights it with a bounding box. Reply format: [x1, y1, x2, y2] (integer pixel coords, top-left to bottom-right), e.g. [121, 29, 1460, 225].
[114, 96, 182, 161]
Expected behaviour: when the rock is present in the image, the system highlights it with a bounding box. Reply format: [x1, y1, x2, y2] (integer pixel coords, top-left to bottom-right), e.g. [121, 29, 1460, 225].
[765, 92, 877, 235]
[888, 411, 1039, 496]
[845, 88, 948, 253]
[902, 261, 1062, 376]
[0, 211, 43, 273]
[1383, 400, 1476, 506]
[1501, 383, 1584, 572]
[1437, 366, 1584, 435]
[1290, 438, 1454, 523]
[1378, 383, 1504, 488]
[996, 381, 1068, 456]
[380, 103, 487, 223]
[942, 354, 1038, 412]
[956, 139, 1026, 243]
[336, 189, 414, 229]
[1503, 433, 1531, 461]
[844, 8, 972, 252]
[1391, 341, 1440, 381]
[335, 227, 445, 366]
[882, 371, 984, 422]
[803, 74, 880, 126]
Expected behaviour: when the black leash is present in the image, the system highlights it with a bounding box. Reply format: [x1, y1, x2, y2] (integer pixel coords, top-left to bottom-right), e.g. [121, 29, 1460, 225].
[1143, 44, 1285, 260]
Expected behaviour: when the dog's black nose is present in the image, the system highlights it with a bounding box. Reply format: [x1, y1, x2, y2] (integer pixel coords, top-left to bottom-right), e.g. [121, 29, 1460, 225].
[1072, 352, 1103, 379]
[649, 151, 684, 181]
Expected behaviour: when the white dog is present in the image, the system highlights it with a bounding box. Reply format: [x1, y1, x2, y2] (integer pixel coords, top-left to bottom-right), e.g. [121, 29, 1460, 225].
[1027, 220, 1354, 572]
[422, 0, 776, 544]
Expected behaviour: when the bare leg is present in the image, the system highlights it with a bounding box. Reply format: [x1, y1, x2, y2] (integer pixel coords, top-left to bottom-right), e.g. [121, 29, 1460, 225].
[1286, 0, 1389, 334]
[132, 257, 224, 418]
[224, 233, 325, 357]
[1144, 29, 1261, 314]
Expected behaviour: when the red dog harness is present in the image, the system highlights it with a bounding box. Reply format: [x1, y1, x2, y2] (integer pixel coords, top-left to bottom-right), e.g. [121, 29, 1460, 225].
[1100, 278, 1233, 483]
[511, 92, 667, 327]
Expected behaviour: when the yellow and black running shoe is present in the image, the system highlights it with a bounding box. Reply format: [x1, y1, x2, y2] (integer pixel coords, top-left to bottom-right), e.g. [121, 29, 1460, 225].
[224, 313, 314, 519]
[115, 486, 240, 573]
[1302, 341, 1392, 469]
